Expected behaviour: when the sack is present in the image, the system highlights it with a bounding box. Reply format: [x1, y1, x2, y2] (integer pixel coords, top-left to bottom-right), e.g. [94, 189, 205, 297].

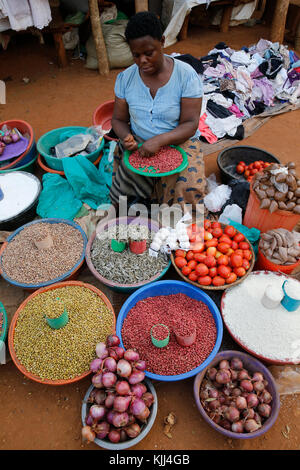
[85, 20, 134, 70]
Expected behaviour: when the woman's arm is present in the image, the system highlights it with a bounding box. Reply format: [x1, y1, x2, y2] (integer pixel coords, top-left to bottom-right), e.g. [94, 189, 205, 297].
[111, 96, 138, 151]
[139, 97, 202, 157]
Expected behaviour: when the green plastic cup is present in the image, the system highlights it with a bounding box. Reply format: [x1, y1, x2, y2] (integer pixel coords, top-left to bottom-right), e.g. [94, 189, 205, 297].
[151, 324, 170, 348]
[111, 239, 127, 253]
[45, 297, 69, 330]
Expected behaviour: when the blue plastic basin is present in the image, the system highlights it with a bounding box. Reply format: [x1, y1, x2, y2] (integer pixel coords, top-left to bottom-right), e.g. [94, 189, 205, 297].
[116, 280, 223, 382]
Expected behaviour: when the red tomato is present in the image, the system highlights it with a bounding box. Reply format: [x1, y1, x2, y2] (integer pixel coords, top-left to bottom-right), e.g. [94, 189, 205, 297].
[244, 170, 250, 178]
[191, 242, 205, 253]
[194, 253, 207, 263]
[233, 233, 245, 243]
[187, 260, 197, 270]
[204, 231, 213, 241]
[204, 220, 211, 230]
[231, 241, 238, 250]
[219, 235, 232, 246]
[226, 273, 237, 284]
[218, 242, 231, 254]
[217, 265, 231, 279]
[250, 168, 259, 175]
[195, 263, 209, 277]
[206, 246, 217, 257]
[234, 267, 246, 278]
[205, 238, 218, 248]
[242, 259, 250, 270]
[209, 267, 217, 278]
[186, 250, 194, 261]
[215, 250, 222, 259]
[236, 164, 245, 174]
[226, 248, 234, 257]
[238, 161, 246, 167]
[243, 249, 253, 261]
[212, 227, 223, 238]
[211, 222, 221, 229]
[230, 253, 243, 268]
[212, 276, 225, 287]
[188, 271, 198, 282]
[254, 161, 262, 169]
[217, 254, 229, 266]
[175, 256, 187, 268]
[234, 249, 244, 257]
[204, 255, 217, 268]
[198, 276, 212, 286]
[224, 225, 237, 238]
[175, 249, 186, 258]
[239, 241, 250, 250]
[181, 266, 192, 276]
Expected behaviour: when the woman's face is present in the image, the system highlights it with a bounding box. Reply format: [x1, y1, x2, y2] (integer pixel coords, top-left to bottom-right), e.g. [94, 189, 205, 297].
[128, 36, 164, 75]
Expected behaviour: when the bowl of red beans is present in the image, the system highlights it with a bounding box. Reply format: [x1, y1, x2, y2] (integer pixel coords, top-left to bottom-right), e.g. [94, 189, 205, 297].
[193, 350, 280, 439]
[116, 280, 223, 382]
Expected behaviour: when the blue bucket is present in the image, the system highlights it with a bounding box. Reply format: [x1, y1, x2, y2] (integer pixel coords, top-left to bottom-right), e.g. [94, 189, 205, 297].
[116, 280, 223, 382]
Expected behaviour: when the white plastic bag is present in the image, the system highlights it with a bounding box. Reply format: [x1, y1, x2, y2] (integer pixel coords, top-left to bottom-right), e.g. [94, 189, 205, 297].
[219, 204, 242, 225]
[204, 185, 232, 213]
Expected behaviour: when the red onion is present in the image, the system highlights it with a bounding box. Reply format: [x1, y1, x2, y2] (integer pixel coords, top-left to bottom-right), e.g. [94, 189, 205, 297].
[11, 132, 19, 143]
[260, 390, 272, 404]
[103, 357, 117, 373]
[230, 357, 243, 370]
[120, 429, 128, 442]
[105, 393, 115, 409]
[240, 380, 253, 392]
[215, 369, 231, 385]
[108, 429, 121, 443]
[238, 369, 250, 381]
[208, 399, 220, 411]
[131, 383, 147, 398]
[117, 359, 132, 378]
[130, 397, 146, 416]
[252, 371, 264, 382]
[208, 388, 219, 399]
[207, 367, 218, 381]
[112, 411, 129, 428]
[116, 380, 131, 396]
[94, 421, 110, 439]
[125, 423, 141, 439]
[85, 414, 93, 426]
[230, 369, 238, 381]
[94, 390, 106, 405]
[219, 419, 231, 430]
[128, 370, 145, 385]
[92, 373, 103, 389]
[212, 380, 223, 389]
[200, 389, 209, 400]
[254, 412, 262, 426]
[236, 396, 247, 410]
[127, 414, 136, 425]
[96, 342, 109, 360]
[242, 408, 255, 420]
[106, 410, 115, 424]
[253, 381, 265, 393]
[108, 349, 118, 361]
[115, 347, 125, 359]
[225, 406, 240, 423]
[142, 392, 154, 408]
[106, 334, 120, 347]
[219, 360, 230, 370]
[231, 421, 244, 433]
[90, 358, 102, 373]
[135, 406, 150, 423]
[134, 359, 146, 371]
[89, 404, 106, 421]
[223, 386, 231, 397]
[247, 393, 259, 408]
[244, 419, 260, 433]
[102, 371, 117, 388]
[2, 135, 12, 144]
[124, 349, 140, 362]
[219, 395, 226, 405]
[258, 403, 271, 418]
[113, 396, 131, 413]
[232, 388, 242, 397]
[210, 413, 221, 425]
[82, 425, 96, 443]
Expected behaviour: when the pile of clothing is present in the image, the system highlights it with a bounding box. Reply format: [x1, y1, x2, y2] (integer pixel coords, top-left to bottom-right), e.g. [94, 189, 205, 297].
[175, 38, 300, 144]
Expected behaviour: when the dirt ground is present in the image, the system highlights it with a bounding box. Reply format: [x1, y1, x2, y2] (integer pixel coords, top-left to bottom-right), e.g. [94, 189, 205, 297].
[0, 22, 300, 451]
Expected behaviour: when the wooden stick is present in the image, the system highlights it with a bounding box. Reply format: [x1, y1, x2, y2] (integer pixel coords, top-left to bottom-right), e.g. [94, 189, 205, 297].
[220, 4, 233, 33]
[270, 0, 290, 44]
[89, 0, 110, 76]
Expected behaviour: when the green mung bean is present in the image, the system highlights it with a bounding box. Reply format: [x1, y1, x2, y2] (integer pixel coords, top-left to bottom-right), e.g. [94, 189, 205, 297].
[13, 286, 114, 381]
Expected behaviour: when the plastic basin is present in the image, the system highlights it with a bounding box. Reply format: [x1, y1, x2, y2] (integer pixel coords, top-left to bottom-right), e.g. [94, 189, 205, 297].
[92, 100, 118, 142]
[255, 246, 300, 275]
[85, 216, 172, 293]
[193, 350, 280, 439]
[81, 378, 157, 449]
[0, 119, 35, 170]
[217, 145, 281, 185]
[0, 218, 88, 289]
[116, 280, 223, 381]
[36, 126, 104, 171]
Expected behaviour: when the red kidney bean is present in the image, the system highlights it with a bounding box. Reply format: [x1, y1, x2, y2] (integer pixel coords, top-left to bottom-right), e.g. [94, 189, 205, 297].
[129, 146, 183, 173]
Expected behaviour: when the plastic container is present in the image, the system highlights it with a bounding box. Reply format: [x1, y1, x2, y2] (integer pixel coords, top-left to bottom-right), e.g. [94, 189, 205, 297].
[8, 280, 116, 385]
[0, 120, 35, 170]
[255, 246, 300, 275]
[37, 126, 104, 171]
[243, 184, 300, 232]
[193, 350, 280, 439]
[217, 145, 281, 185]
[37, 152, 102, 176]
[0, 153, 37, 175]
[0, 218, 88, 289]
[151, 324, 170, 348]
[81, 379, 157, 449]
[116, 280, 223, 382]
[0, 302, 8, 343]
[281, 279, 300, 312]
[85, 217, 171, 293]
[92, 100, 118, 142]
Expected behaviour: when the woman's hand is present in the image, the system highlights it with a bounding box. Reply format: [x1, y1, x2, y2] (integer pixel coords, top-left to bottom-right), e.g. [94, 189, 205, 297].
[123, 133, 138, 151]
[139, 136, 164, 157]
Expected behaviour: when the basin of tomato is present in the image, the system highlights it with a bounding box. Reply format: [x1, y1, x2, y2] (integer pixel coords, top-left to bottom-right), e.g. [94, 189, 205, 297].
[236, 160, 270, 183]
[171, 220, 255, 290]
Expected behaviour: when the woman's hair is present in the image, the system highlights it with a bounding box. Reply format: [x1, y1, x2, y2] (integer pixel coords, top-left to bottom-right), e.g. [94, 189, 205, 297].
[125, 11, 163, 42]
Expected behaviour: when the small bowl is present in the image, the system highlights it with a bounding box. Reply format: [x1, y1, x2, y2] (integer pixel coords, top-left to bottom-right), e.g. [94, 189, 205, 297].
[92, 100, 119, 142]
[193, 350, 280, 439]
[217, 145, 281, 185]
[81, 379, 157, 450]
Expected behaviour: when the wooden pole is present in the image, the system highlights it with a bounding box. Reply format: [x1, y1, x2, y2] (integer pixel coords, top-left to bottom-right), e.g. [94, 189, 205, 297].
[89, 0, 110, 76]
[270, 0, 290, 43]
[220, 4, 234, 33]
[135, 0, 148, 13]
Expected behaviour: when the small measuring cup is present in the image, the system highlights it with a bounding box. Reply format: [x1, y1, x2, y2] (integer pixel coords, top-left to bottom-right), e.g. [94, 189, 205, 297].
[151, 324, 170, 348]
[45, 297, 69, 329]
[281, 280, 300, 312]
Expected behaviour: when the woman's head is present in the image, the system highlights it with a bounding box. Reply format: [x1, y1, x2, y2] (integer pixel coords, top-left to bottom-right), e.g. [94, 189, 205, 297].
[125, 12, 164, 75]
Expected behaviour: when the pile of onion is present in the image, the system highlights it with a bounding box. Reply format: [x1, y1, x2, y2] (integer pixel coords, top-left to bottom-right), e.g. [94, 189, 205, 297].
[200, 357, 273, 434]
[0, 129, 20, 155]
[81, 334, 155, 445]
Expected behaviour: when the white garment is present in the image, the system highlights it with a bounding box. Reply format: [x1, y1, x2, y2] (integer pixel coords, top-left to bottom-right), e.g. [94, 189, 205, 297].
[205, 113, 242, 138]
[0, 0, 51, 31]
[231, 50, 251, 66]
[209, 92, 233, 108]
